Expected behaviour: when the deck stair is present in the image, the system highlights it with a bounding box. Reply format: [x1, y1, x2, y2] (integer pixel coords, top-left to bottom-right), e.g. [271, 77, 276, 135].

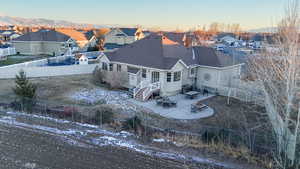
[133, 81, 161, 101]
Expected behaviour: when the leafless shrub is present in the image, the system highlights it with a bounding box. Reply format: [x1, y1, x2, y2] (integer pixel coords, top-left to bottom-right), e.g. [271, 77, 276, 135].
[92, 66, 105, 85]
[104, 71, 128, 89]
[249, 0, 300, 167]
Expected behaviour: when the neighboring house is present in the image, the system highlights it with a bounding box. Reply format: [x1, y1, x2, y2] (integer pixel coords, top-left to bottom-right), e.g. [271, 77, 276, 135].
[56, 29, 97, 51]
[78, 54, 89, 65]
[104, 28, 145, 51]
[0, 30, 21, 41]
[143, 30, 152, 37]
[164, 32, 199, 47]
[0, 44, 16, 59]
[99, 34, 243, 101]
[12, 29, 78, 56]
[215, 33, 236, 42]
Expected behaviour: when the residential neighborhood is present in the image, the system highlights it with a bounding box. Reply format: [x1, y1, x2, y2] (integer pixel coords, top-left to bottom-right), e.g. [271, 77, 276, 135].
[0, 1, 299, 169]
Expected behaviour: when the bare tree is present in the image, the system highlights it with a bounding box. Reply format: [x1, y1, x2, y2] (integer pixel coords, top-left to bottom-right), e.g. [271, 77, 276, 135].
[104, 71, 128, 89]
[249, 0, 300, 167]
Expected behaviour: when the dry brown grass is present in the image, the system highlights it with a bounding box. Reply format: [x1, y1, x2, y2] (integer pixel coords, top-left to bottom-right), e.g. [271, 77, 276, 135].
[152, 132, 274, 169]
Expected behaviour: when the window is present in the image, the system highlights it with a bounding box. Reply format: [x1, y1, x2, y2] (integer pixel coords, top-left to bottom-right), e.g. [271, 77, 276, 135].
[109, 63, 113, 71]
[167, 72, 172, 82]
[102, 62, 108, 71]
[151, 71, 160, 83]
[117, 64, 121, 72]
[173, 71, 181, 82]
[142, 69, 147, 78]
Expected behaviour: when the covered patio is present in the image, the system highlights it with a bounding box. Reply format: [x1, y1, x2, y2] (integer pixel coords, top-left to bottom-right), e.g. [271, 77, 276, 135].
[129, 94, 215, 120]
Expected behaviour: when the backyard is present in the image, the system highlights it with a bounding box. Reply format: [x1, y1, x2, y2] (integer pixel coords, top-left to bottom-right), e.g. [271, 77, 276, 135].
[0, 54, 50, 67]
[0, 74, 274, 168]
[0, 74, 270, 131]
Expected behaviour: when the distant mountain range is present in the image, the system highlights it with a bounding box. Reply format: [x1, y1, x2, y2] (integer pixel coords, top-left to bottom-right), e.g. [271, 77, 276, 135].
[247, 27, 278, 33]
[0, 15, 108, 28]
[0, 15, 280, 33]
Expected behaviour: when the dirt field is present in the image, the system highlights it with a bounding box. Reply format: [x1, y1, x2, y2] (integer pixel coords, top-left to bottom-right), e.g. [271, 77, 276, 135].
[0, 110, 236, 169]
[0, 121, 190, 169]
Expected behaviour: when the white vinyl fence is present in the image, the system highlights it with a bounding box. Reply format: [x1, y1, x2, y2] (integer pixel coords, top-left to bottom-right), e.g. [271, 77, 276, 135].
[0, 47, 16, 58]
[0, 63, 98, 79]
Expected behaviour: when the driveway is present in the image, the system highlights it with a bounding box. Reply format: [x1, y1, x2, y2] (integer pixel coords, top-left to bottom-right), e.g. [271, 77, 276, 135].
[130, 94, 215, 120]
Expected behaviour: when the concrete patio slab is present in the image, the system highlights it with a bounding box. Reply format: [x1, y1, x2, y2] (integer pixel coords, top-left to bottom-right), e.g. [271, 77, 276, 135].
[129, 94, 215, 120]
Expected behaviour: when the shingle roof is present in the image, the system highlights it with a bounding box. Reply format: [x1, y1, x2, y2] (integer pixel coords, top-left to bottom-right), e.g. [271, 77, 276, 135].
[84, 30, 95, 40]
[104, 43, 126, 50]
[13, 30, 70, 42]
[251, 34, 263, 41]
[56, 29, 88, 41]
[217, 33, 236, 39]
[104, 34, 237, 70]
[163, 32, 185, 45]
[105, 34, 191, 69]
[192, 46, 236, 67]
[119, 28, 138, 36]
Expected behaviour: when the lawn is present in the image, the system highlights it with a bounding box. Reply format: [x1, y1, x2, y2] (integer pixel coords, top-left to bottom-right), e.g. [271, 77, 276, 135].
[0, 55, 49, 67]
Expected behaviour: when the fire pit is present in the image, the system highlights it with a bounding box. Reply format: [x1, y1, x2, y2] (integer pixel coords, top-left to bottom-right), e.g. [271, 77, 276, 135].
[191, 102, 208, 113]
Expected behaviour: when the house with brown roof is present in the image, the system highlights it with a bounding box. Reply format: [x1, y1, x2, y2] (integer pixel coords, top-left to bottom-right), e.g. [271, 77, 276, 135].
[56, 28, 97, 50]
[12, 29, 98, 56]
[12, 29, 78, 56]
[98, 34, 243, 100]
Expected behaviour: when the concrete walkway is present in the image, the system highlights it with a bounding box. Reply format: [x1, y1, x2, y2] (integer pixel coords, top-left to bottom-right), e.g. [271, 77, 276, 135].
[130, 94, 215, 120]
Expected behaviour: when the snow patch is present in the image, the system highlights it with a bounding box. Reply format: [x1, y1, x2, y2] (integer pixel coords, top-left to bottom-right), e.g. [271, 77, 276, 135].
[0, 112, 237, 168]
[69, 88, 137, 111]
[153, 138, 167, 143]
[6, 111, 69, 124]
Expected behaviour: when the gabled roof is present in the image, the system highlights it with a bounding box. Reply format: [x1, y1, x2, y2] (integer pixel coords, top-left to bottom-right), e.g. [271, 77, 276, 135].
[192, 47, 235, 67]
[13, 29, 70, 42]
[56, 29, 88, 41]
[104, 34, 238, 70]
[217, 33, 236, 39]
[163, 32, 185, 45]
[119, 28, 139, 36]
[84, 30, 96, 40]
[251, 34, 263, 41]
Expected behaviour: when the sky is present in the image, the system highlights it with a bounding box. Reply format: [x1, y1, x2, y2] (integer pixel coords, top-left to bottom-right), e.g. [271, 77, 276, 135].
[0, 0, 287, 31]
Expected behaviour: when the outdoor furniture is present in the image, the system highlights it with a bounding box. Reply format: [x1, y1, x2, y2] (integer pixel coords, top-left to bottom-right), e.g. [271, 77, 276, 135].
[185, 91, 200, 99]
[181, 84, 193, 94]
[191, 102, 208, 113]
[156, 97, 177, 108]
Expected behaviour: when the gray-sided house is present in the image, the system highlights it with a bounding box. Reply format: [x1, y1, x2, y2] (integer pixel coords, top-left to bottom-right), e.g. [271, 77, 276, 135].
[12, 30, 78, 56]
[99, 34, 243, 101]
[104, 28, 145, 51]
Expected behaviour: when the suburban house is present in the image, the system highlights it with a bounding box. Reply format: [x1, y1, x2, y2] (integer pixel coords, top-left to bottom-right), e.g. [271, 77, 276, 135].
[164, 32, 199, 47]
[98, 34, 243, 101]
[0, 30, 21, 41]
[12, 29, 79, 56]
[104, 28, 145, 51]
[56, 28, 97, 51]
